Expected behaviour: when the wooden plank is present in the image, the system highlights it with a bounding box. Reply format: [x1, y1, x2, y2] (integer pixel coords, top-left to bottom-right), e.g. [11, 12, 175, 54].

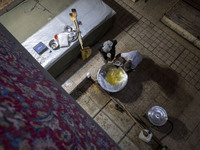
[0, 0, 14, 10]
[183, 0, 200, 11]
[0, 0, 24, 16]
[165, 1, 200, 38]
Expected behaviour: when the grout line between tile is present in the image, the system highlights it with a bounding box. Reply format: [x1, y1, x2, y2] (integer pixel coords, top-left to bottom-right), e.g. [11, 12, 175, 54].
[92, 99, 112, 119]
[117, 123, 137, 144]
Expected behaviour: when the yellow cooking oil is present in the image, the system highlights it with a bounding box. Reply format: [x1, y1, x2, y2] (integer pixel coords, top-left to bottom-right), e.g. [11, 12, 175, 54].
[105, 68, 123, 85]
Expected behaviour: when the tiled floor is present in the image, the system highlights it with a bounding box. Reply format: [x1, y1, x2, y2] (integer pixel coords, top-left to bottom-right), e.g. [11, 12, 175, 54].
[70, 78, 154, 149]
[58, 0, 200, 150]
[2, 0, 199, 149]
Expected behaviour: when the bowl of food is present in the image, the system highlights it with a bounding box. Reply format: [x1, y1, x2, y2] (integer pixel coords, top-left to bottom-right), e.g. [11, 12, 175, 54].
[97, 63, 128, 92]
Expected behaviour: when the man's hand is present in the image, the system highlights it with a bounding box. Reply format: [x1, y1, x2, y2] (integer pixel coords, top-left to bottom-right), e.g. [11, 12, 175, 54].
[111, 57, 116, 63]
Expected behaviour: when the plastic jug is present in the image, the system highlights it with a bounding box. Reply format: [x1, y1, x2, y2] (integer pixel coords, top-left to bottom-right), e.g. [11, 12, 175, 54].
[139, 129, 153, 143]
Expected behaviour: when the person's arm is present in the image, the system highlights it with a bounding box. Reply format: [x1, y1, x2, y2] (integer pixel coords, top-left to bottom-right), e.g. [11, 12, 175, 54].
[110, 48, 116, 61]
[99, 51, 108, 63]
[99, 42, 108, 62]
[112, 53, 121, 62]
[101, 51, 108, 60]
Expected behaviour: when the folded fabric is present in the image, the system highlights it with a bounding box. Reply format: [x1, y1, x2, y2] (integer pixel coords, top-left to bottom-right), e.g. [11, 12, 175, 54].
[57, 33, 69, 47]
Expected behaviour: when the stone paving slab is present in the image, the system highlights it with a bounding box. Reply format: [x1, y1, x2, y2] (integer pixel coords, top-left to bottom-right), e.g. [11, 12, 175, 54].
[102, 101, 135, 133]
[119, 136, 140, 150]
[76, 93, 100, 117]
[94, 111, 125, 143]
[70, 78, 154, 149]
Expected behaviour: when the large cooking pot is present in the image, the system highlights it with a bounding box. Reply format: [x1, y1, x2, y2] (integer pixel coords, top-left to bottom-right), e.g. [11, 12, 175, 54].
[97, 63, 128, 92]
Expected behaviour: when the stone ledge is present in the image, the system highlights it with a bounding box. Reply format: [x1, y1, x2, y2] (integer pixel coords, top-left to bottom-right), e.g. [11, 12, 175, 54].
[161, 16, 200, 49]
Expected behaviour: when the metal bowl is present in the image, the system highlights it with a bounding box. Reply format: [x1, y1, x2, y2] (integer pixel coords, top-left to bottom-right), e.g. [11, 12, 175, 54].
[68, 32, 78, 42]
[147, 106, 168, 126]
[64, 25, 73, 32]
[97, 63, 128, 92]
[49, 39, 59, 50]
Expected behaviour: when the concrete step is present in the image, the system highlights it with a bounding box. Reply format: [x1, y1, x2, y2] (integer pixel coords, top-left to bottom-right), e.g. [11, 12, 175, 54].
[69, 77, 157, 150]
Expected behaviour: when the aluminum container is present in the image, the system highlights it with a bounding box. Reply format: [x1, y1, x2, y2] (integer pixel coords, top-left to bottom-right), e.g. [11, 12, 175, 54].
[97, 63, 128, 92]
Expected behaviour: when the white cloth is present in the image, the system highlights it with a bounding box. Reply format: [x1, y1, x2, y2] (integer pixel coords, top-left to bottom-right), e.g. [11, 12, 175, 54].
[121, 51, 142, 69]
[102, 40, 113, 53]
[57, 33, 69, 47]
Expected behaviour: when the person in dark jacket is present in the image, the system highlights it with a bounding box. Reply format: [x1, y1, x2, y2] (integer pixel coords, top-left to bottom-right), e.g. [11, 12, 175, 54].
[98, 40, 117, 63]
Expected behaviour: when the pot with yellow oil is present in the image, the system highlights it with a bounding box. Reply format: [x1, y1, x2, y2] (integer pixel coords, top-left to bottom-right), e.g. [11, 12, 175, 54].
[97, 63, 128, 92]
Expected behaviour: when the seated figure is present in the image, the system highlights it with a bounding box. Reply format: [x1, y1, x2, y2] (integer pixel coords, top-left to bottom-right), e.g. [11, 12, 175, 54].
[113, 50, 142, 72]
[98, 40, 117, 63]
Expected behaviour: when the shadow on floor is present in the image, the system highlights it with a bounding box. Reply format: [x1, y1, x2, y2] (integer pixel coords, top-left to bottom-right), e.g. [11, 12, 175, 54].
[103, 0, 138, 30]
[149, 117, 189, 141]
[56, 0, 138, 84]
[110, 58, 179, 103]
[70, 77, 95, 100]
[109, 58, 194, 149]
[68, 58, 194, 149]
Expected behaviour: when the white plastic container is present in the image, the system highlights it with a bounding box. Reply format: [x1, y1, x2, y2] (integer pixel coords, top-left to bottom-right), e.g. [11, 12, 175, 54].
[86, 72, 91, 78]
[139, 129, 153, 143]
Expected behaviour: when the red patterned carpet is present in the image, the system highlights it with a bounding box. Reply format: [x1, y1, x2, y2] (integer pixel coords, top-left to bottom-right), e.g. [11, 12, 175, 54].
[0, 23, 120, 150]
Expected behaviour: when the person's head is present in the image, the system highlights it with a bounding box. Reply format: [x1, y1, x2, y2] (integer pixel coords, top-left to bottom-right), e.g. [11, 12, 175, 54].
[123, 60, 132, 72]
[98, 40, 117, 53]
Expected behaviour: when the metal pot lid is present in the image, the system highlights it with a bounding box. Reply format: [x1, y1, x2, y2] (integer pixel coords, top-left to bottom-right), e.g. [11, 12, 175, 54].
[147, 106, 168, 126]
